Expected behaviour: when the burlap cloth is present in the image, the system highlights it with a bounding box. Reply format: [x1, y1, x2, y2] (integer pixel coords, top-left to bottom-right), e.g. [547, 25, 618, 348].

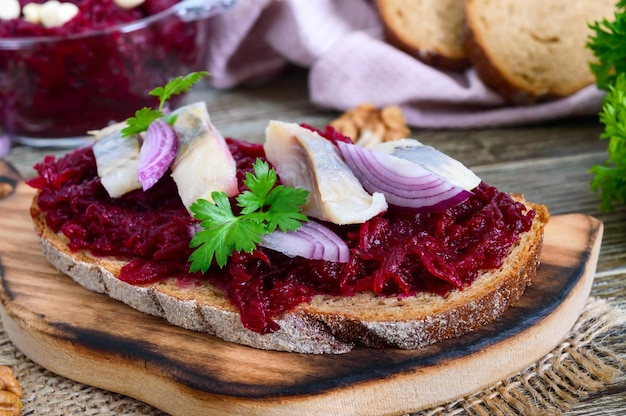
[0, 297, 623, 416]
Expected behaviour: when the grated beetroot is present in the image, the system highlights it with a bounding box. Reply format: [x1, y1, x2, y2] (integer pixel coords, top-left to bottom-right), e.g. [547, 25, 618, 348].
[28, 137, 535, 334]
[0, 0, 205, 139]
[0, 0, 178, 38]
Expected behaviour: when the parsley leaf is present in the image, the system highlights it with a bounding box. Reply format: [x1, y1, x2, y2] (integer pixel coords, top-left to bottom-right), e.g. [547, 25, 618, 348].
[590, 72, 626, 210]
[120, 108, 161, 137]
[189, 193, 266, 272]
[150, 71, 209, 112]
[188, 159, 309, 271]
[264, 185, 310, 232]
[121, 71, 209, 137]
[587, 1, 626, 90]
[238, 160, 277, 214]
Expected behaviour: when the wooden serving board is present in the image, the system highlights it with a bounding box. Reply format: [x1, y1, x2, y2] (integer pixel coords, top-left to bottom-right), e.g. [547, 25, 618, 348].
[0, 181, 603, 416]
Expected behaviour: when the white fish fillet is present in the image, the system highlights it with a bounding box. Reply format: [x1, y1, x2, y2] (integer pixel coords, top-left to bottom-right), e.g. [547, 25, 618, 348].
[92, 122, 142, 198]
[264, 120, 387, 225]
[374, 139, 481, 191]
[170, 102, 239, 210]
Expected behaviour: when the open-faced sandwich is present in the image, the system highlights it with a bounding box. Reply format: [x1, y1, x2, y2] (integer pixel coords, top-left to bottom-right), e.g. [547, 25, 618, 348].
[27, 73, 549, 354]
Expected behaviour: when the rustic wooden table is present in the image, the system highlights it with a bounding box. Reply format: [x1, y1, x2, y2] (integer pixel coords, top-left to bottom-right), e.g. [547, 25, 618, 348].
[2, 67, 625, 415]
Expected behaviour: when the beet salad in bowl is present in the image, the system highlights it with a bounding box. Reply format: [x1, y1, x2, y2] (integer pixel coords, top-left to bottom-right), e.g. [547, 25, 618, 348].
[0, 0, 233, 147]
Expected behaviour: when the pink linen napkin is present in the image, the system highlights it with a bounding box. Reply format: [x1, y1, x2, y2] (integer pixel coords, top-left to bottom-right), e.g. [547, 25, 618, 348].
[205, 0, 604, 128]
[0, 135, 9, 158]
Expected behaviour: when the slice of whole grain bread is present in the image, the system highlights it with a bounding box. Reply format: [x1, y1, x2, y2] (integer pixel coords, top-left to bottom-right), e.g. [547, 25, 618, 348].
[464, 0, 615, 104]
[375, 0, 470, 71]
[31, 195, 549, 354]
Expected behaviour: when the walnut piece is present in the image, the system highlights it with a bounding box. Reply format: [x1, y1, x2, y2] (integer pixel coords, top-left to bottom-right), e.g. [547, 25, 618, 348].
[330, 103, 410, 148]
[0, 183, 12, 199]
[0, 367, 22, 416]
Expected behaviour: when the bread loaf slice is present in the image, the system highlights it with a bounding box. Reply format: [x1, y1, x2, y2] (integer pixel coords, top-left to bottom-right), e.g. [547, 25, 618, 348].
[465, 0, 616, 104]
[376, 0, 470, 71]
[31, 193, 549, 354]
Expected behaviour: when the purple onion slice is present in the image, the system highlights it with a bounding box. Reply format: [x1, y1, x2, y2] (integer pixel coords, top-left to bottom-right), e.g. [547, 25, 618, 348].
[260, 220, 350, 263]
[336, 140, 480, 212]
[137, 119, 178, 191]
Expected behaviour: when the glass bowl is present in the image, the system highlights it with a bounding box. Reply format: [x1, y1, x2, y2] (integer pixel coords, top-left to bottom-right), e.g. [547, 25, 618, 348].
[0, 0, 232, 147]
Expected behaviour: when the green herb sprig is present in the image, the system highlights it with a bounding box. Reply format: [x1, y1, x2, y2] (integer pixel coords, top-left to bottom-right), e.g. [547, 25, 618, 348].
[587, 1, 626, 90]
[587, 2, 626, 209]
[121, 71, 209, 137]
[188, 159, 310, 271]
[589, 73, 626, 211]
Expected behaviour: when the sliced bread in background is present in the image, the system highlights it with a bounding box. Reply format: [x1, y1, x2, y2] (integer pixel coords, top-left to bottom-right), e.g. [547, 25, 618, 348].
[464, 0, 616, 104]
[376, 0, 469, 71]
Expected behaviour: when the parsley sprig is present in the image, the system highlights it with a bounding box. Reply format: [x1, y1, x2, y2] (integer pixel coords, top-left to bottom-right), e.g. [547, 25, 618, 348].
[589, 73, 626, 211]
[587, 1, 626, 90]
[188, 159, 310, 271]
[588, 2, 626, 210]
[121, 71, 209, 137]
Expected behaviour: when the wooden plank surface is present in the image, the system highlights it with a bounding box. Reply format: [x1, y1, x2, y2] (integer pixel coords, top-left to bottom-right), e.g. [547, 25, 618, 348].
[0, 180, 603, 416]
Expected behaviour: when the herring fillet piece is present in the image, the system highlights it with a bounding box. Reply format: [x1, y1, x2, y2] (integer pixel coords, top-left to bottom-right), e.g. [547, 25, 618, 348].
[92, 122, 142, 198]
[264, 120, 387, 225]
[170, 102, 238, 210]
[374, 139, 481, 191]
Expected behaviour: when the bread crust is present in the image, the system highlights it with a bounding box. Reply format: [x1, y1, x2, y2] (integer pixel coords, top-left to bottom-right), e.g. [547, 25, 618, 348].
[463, 15, 558, 105]
[375, 0, 470, 72]
[464, 26, 552, 106]
[31, 194, 549, 354]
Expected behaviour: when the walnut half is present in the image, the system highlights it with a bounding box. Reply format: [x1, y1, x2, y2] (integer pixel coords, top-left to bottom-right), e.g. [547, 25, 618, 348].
[0, 366, 22, 416]
[330, 103, 410, 148]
